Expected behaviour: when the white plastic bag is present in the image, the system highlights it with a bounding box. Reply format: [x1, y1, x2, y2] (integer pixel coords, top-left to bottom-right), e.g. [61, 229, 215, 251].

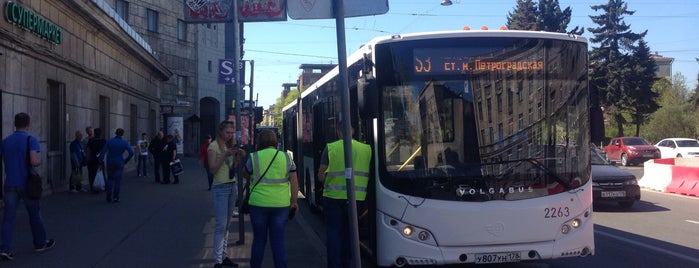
[170, 159, 184, 176]
[94, 168, 106, 191]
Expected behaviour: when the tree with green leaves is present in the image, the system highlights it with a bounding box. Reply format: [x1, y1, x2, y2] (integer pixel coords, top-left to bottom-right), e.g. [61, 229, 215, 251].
[626, 38, 660, 136]
[588, 0, 647, 137]
[272, 88, 299, 127]
[644, 74, 696, 141]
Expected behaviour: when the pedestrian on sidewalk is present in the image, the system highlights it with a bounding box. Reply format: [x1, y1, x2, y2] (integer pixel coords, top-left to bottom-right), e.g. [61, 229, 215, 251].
[86, 128, 106, 193]
[160, 134, 179, 184]
[207, 121, 245, 268]
[136, 133, 149, 177]
[199, 134, 214, 190]
[244, 129, 298, 268]
[148, 131, 165, 183]
[98, 128, 134, 203]
[69, 130, 85, 192]
[1, 113, 55, 261]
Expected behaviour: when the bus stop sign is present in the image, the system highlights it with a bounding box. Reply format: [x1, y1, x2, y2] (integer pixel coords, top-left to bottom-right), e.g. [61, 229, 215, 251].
[288, 0, 388, 19]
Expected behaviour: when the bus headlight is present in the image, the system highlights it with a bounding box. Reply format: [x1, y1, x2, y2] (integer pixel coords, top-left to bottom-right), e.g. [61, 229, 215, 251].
[402, 226, 414, 237]
[418, 231, 430, 241]
[384, 215, 437, 246]
[561, 224, 571, 234]
[571, 219, 581, 228]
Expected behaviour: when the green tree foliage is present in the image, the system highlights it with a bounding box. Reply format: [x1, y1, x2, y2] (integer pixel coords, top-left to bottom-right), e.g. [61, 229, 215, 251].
[272, 89, 299, 127]
[506, 0, 583, 34]
[690, 69, 699, 109]
[538, 0, 584, 34]
[588, 0, 647, 137]
[643, 74, 696, 141]
[507, 0, 539, 30]
[626, 38, 660, 136]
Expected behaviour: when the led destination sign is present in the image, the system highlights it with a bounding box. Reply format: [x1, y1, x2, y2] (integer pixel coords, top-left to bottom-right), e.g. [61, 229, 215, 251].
[414, 48, 543, 74]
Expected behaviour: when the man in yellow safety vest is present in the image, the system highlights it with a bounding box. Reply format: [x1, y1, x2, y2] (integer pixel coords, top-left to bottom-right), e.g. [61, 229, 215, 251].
[318, 121, 371, 268]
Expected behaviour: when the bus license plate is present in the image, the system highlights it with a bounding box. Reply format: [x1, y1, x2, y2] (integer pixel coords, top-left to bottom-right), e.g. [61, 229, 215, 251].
[475, 252, 521, 264]
[601, 191, 626, 198]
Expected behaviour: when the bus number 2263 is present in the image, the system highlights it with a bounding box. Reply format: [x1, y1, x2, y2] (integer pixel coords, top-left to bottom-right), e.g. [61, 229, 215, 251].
[544, 207, 570, 218]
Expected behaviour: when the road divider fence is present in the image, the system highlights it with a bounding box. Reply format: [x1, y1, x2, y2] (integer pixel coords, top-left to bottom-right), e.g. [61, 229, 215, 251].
[639, 158, 699, 197]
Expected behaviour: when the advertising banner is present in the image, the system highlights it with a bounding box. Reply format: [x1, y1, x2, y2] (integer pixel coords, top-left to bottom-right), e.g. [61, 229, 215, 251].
[167, 116, 184, 155]
[239, 0, 287, 22]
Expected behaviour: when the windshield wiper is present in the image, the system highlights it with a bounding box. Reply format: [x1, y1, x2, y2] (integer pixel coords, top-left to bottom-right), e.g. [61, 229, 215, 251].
[522, 158, 573, 190]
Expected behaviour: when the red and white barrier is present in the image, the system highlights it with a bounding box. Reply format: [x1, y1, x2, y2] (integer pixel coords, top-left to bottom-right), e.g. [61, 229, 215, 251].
[639, 158, 699, 197]
[639, 159, 673, 191]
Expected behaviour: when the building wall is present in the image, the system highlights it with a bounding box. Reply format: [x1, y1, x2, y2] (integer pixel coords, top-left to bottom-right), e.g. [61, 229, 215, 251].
[109, 0, 199, 155]
[1, 0, 169, 193]
[196, 23, 226, 140]
[651, 53, 673, 81]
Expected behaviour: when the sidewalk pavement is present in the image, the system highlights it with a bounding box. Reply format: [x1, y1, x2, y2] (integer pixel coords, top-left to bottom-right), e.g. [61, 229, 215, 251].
[1, 157, 326, 268]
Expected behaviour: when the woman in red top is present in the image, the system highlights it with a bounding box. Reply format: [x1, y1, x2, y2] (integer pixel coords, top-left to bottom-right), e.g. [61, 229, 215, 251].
[198, 135, 213, 190]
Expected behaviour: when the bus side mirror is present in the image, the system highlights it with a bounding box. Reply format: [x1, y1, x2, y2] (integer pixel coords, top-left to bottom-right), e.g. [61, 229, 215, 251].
[358, 75, 378, 118]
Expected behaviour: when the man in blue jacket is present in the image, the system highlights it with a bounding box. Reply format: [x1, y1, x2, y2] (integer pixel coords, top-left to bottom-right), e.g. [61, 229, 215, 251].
[1, 113, 55, 260]
[99, 128, 134, 203]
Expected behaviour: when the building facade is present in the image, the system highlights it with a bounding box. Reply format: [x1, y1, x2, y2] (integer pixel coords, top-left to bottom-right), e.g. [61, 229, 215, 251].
[651, 52, 673, 81]
[1, 0, 170, 193]
[195, 23, 226, 141]
[108, 0, 199, 155]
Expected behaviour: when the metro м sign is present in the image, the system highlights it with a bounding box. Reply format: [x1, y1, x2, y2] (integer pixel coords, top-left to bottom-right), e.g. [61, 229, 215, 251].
[3, 1, 62, 45]
[218, 59, 245, 85]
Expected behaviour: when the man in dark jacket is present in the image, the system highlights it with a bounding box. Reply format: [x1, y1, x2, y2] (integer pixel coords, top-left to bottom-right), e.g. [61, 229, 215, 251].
[148, 131, 165, 183]
[160, 135, 179, 184]
[86, 128, 106, 193]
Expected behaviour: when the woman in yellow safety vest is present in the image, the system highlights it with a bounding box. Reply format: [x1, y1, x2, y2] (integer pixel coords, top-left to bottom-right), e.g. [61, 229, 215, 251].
[207, 121, 245, 268]
[244, 129, 298, 268]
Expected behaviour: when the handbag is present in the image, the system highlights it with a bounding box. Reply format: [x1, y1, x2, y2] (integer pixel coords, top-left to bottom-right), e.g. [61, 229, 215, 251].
[93, 168, 106, 191]
[70, 168, 82, 184]
[170, 159, 184, 176]
[25, 136, 43, 200]
[242, 150, 280, 214]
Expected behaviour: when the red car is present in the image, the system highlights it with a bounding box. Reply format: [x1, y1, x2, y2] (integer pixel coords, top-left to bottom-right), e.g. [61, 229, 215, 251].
[604, 137, 660, 166]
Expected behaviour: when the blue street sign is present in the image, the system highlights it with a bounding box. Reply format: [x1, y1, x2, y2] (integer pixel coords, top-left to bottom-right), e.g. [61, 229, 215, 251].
[218, 59, 245, 84]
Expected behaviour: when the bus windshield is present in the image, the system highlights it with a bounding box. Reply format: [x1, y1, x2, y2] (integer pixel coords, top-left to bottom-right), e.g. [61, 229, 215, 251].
[376, 36, 589, 201]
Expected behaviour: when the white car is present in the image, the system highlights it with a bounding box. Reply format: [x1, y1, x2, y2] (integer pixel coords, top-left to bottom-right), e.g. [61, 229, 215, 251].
[655, 138, 699, 158]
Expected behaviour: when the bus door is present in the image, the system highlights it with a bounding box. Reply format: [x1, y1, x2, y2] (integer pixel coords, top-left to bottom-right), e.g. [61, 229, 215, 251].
[311, 101, 329, 209]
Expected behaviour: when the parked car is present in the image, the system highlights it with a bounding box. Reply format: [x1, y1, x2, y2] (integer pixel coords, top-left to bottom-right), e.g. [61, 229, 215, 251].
[591, 150, 640, 208]
[603, 137, 660, 166]
[655, 138, 699, 158]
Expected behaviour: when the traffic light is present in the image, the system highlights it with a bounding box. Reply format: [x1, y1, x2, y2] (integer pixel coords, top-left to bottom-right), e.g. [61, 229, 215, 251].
[254, 106, 263, 124]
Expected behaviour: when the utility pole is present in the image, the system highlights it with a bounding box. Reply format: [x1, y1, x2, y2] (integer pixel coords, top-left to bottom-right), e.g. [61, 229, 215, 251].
[333, 0, 361, 267]
[226, 0, 246, 245]
[248, 60, 255, 148]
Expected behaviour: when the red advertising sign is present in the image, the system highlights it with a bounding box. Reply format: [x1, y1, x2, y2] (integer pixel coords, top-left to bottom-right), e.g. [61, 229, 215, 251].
[183, 0, 234, 23]
[184, 0, 287, 23]
[238, 0, 287, 22]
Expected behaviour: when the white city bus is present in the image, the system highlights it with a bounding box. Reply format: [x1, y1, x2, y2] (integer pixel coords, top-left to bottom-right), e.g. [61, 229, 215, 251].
[282, 29, 593, 266]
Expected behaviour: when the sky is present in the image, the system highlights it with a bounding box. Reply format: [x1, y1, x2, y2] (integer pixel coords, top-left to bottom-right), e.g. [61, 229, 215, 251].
[241, 0, 699, 108]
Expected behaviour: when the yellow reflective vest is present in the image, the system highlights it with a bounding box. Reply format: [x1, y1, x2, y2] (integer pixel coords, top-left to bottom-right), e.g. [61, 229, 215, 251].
[249, 148, 292, 207]
[323, 139, 371, 201]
